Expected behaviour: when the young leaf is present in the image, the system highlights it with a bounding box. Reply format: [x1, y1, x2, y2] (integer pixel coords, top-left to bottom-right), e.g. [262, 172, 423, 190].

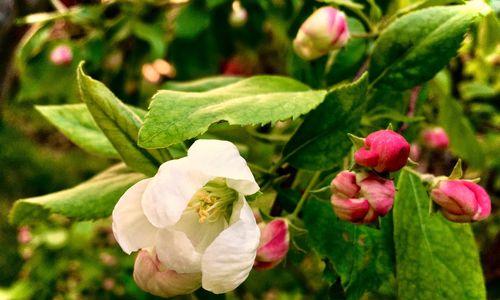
[303, 197, 394, 299]
[369, 3, 490, 90]
[449, 159, 463, 179]
[36, 104, 146, 158]
[138, 76, 327, 148]
[9, 164, 145, 225]
[283, 73, 368, 170]
[393, 170, 486, 300]
[162, 76, 242, 92]
[77, 63, 161, 175]
[439, 96, 485, 168]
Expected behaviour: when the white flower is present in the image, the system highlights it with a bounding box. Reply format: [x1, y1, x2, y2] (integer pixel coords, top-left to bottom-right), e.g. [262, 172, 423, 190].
[112, 139, 260, 296]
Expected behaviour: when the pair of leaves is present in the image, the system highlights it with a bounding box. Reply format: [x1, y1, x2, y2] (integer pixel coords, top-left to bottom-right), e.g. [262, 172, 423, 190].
[283, 73, 368, 170]
[394, 170, 485, 299]
[36, 104, 146, 159]
[370, 3, 490, 90]
[77, 63, 164, 176]
[10, 64, 163, 224]
[138, 76, 327, 148]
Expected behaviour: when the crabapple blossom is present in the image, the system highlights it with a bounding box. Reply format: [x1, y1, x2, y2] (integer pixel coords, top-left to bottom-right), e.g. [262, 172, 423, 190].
[112, 140, 261, 296]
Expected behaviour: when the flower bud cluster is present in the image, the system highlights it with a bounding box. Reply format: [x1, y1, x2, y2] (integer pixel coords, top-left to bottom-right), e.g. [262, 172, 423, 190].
[331, 129, 491, 224]
[331, 130, 410, 223]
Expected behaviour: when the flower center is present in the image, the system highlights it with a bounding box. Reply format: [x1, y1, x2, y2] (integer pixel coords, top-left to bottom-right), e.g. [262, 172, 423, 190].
[188, 178, 238, 223]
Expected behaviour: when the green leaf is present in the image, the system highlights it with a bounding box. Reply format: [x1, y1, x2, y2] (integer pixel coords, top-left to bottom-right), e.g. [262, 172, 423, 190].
[9, 164, 145, 225]
[369, 3, 490, 90]
[139, 76, 327, 148]
[36, 104, 147, 158]
[161, 76, 243, 92]
[438, 96, 485, 168]
[131, 21, 167, 59]
[283, 74, 368, 170]
[393, 170, 486, 300]
[175, 4, 211, 39]
[303, 197, 394, 300]
[36, 104, 118, 158]
[77, 63, 161, 175]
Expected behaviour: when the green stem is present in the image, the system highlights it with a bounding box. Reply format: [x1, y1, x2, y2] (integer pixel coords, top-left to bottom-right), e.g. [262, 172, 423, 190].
[291, 171, 321, 218]
[248, 162, 272, 175]
[351, 8, 376, 33]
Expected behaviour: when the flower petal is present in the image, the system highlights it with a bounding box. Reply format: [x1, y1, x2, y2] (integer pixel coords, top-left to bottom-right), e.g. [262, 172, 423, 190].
[142, 157, 212, 228]
[174, 210, 228, 253]
[201, 197, 260, 294]
[133, 249, 201, 298]
[112, 179, 157, 254]
[155, 227, 203, 274]
[187, 140, 259, 195]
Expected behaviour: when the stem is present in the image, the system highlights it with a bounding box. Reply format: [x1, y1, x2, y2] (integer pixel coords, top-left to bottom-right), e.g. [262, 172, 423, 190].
[291, 171, 321, 218]
[248, 162, 272, 175]
[351, 8, 376, 33]
[351, 32, 379, 39]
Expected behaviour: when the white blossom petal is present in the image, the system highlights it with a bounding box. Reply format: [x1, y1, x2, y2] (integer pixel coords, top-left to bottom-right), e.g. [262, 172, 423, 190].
[142, 157, 212, 228]
[133, 249, 201, 298]
[201, 197, 260, 294]
[155, 227, 203, 274]
[187, 140, 260, 195]
[174, 210, 228, 252]
[112, 179, 157, 254]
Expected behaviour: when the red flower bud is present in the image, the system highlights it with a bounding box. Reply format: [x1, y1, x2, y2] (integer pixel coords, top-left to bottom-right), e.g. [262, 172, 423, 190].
[431, 180, 491, 222]
[354, 130, 410, 173]
[330, 171, 395, 223]
[422, 127, 449, 150]
[293, 7, 349, 60]
[254, 219, 289, 270]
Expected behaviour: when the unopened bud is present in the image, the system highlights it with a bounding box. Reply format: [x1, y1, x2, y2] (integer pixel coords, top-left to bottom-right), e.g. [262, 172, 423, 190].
[133, 249, 201, 297]
[229, 1, 248, 27]
[422, 127, 449, 150]
[330, 171, 395, 223]
[17, 226, 32, 244]
[254, 219, 289, 270]
[293, 7, 349, 60]
[431, 179, 491, 222]
[354, 130, 410, 173]
[50, 45, 73, 65]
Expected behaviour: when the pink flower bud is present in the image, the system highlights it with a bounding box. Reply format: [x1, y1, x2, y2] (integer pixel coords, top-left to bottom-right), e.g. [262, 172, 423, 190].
[293, 7, 349, 60]
[431, 180, 491, 222]
[422, 127, 449, 150]
[17, 226, 32, 244]
[330, 172, 395, 223]
[409, 143, 421, 162]
[330, 170, 360, 198]
[354, 130, 410, 173]
[133, 250, 201, 297]
[254, 219, 289, 270]
[50, 45, 73, 66]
